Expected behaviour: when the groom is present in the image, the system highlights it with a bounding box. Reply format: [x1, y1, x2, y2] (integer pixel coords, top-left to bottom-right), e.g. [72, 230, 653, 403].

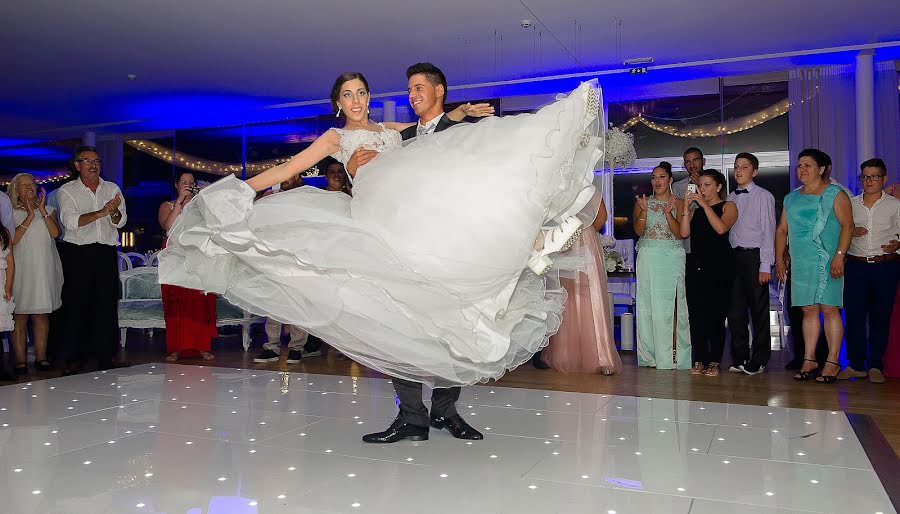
[347, 62, 483, 444]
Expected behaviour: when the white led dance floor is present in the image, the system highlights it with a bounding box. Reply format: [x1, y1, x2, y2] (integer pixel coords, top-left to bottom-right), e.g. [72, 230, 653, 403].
[0, 364, 894, 513]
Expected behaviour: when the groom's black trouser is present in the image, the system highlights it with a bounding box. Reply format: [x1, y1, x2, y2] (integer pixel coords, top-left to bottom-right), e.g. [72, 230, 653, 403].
[393, 378, 460, 428]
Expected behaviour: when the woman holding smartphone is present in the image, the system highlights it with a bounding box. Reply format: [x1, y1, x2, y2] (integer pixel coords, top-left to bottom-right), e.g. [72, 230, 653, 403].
[680, 170, 738, 375]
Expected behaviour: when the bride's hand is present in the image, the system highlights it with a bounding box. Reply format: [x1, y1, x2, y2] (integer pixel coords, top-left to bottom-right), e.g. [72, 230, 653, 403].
[460, 102, 495, 118]
[346, 148, 378, 177]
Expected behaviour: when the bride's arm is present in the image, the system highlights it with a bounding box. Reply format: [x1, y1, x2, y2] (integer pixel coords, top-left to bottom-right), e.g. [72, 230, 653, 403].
[246, 130, 340, 191]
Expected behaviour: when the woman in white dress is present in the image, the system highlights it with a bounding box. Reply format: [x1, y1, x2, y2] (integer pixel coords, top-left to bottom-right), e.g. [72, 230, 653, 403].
[7, 173, 63, 374]
[160, 72, 603, 387]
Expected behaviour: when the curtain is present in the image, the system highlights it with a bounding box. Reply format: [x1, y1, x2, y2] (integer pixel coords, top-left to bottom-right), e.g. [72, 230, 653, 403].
[874, 61, 900, 185]
[788, 66, 858, 192]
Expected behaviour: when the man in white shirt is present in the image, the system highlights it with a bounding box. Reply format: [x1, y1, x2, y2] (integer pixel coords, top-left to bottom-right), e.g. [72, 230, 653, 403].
[838, 158, 900, 384]
[57, 146, 128, 374]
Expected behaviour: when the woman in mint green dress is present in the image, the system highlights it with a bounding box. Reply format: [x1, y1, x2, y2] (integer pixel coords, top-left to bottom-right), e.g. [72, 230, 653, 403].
[634, 162, 691, 370]
[776, 149, 853, 383]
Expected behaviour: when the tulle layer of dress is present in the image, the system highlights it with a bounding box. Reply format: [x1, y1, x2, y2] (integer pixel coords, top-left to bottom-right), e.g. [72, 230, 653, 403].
[159, 81, 604, 387]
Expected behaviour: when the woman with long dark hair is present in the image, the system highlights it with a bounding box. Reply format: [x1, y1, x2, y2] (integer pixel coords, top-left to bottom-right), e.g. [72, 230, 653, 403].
[158, 171, 216, 361]
[634, 162, 691, 370]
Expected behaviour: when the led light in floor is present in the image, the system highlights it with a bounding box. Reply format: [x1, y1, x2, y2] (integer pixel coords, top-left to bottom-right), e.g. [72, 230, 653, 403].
[136, 503, 145, 508]
[145, 473, 154, 477]
[528, 485, 538, 490]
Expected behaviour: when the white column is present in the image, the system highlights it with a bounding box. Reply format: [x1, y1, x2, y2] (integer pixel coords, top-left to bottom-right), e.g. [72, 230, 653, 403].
[855, 50, 875, 164]
[82, 131, 96, 147]
[97, 136, 124, 187]
[601, 104, 613, 236]
[382, 100, 397, 123]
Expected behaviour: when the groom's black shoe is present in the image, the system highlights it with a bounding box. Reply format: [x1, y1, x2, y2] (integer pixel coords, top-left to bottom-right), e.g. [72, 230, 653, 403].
[430, 414, 483, 440]
[362, 417, 429, 444]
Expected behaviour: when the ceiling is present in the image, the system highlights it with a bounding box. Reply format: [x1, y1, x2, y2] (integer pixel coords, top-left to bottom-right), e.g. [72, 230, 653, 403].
[2, 0, 899, 140]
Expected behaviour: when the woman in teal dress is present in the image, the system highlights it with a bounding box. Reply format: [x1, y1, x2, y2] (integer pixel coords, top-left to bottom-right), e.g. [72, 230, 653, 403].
[776, 148, 853, 383]
[634, 162, 691, 369]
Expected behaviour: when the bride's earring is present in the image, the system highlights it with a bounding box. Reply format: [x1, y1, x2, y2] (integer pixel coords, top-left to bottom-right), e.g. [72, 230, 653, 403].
[336, 106, 342, 118]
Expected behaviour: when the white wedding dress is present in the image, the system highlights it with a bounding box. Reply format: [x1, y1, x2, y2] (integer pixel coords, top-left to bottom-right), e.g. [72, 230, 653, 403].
[159, 81, 604, 387]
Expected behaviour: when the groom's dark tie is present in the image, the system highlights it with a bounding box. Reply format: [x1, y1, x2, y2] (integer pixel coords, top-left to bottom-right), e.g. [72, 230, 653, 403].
[734, 188, 749, 194]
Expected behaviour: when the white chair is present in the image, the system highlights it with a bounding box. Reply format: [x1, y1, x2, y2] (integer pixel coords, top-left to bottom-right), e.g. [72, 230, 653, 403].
[124, 252, 147, 268]
[117, 267, 264, 351]
[117, 252, 133, 272]
[146, 251, 161, 267]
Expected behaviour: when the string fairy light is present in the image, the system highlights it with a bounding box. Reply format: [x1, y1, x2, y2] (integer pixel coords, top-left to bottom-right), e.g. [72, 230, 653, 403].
[0, 171, 72, 187]
[617, 98, 789, 138]
[125, 140, 293, 176]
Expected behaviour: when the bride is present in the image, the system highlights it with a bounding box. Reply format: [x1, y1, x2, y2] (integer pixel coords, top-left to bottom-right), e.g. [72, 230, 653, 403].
[159, 71, 604, 386]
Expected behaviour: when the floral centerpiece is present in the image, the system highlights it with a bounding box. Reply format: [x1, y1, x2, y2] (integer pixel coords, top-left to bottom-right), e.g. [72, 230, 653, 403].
[596, 126, 636, 273]
[599, 235, 625, 273]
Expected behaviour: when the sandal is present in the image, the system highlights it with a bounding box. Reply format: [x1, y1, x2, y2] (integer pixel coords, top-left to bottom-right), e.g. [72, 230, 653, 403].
[704, 363, 720, 377]
[794, 359, 819, 381]
[690, 362, 705, 375]
[14, 362, 27, 375]
[165, 352, 179, 362]
[816, 360, 840, 384]
[35, 360, 54, 372]
[201, 352, 215, 361]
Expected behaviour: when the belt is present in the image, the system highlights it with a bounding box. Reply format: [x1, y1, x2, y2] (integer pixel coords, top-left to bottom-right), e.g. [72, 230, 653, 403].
[847, 254, 899, 264]
[734, 246, 758, 252]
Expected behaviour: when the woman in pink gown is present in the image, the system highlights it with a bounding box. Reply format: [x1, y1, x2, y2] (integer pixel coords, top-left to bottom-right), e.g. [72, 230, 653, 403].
[543, 198, 622, 374]
[883, 183, 900, 378]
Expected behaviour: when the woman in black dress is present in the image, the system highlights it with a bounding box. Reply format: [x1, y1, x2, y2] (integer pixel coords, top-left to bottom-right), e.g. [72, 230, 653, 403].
[680, 169, 738, 376]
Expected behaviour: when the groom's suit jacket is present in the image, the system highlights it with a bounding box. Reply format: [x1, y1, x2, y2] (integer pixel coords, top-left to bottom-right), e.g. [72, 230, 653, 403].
[399, 113, 461, 141]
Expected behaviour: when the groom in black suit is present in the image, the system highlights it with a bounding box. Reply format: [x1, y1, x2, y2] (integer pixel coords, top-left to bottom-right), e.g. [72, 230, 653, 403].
[348, 62, 483, 444]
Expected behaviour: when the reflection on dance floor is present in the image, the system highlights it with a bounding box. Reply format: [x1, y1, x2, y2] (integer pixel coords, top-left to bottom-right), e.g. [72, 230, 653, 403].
[0, 364, 893, 513]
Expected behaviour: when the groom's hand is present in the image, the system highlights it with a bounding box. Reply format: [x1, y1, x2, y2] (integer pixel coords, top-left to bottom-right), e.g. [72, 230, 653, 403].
[346, 149, 379, 176]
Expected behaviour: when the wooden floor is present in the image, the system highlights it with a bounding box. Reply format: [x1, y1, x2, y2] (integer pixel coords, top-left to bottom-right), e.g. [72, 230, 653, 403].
[6, 329, 900, 454]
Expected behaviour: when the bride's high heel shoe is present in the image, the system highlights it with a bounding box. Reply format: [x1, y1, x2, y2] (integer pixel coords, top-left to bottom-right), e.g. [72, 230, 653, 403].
[527, 217, 584, 276]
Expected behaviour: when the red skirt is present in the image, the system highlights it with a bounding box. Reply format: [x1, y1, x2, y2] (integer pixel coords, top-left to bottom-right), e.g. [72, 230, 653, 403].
[160, 239, 217, 356]
[883, 286, 900, 378]
[161, 283, 217, 356]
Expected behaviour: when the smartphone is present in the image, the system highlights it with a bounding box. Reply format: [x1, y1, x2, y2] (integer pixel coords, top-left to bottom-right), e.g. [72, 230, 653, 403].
[687, 184, 698, 194]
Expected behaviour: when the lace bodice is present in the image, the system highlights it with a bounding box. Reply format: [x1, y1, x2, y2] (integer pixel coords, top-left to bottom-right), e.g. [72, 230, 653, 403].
[644, 198, 679, 241]
[331, 124, 403, 165]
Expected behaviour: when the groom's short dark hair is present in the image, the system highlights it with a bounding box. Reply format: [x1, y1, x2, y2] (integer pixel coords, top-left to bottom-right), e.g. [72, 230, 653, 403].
[406, 62, 447, 100]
